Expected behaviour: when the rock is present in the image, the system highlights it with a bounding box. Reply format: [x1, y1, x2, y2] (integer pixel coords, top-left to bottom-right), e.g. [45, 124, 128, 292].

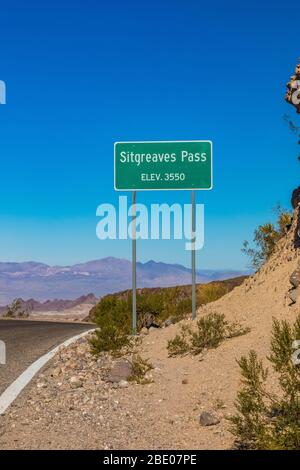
[286, 61, 300, 113]
[288, 287, 300, 304]
[51, 367, 62, 378]
[291, 187, 300, 209]
[106, 359, 132, 383]
[140, 327, 149, 335]
[199, 411, 220, 426]
[69, 376, 83, 389]
[36, 382, 47, 389]
[164, 317, 175, 327]
[118, 380, 129, 388]
[290, 269, 300, 288]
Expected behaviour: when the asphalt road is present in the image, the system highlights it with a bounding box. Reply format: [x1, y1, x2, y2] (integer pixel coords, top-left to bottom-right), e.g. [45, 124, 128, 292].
[0, 319, 94, 395]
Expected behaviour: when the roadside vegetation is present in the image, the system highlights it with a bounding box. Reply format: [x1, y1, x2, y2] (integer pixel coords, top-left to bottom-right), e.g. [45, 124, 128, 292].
[3, 298, 29, 319]
[128, 354, 154, 384]
[229, 314, 300, 450]
[242, 206, 292, 271]
[89, 295, 132, 357]
[167, 312, 250, 357]
[88, 278, 246, 356]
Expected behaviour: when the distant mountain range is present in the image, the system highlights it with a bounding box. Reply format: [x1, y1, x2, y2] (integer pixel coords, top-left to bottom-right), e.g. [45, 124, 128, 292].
[0, 293, 98, 316]
[0, 258, 250, 305]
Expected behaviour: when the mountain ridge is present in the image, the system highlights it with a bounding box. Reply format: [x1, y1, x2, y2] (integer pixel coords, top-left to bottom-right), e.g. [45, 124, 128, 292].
[0, 257, 250, 305]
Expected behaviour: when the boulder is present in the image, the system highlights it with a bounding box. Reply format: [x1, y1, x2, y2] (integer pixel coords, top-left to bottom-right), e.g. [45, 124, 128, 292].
[69, 376, 83, 389]
[164, 317, 175, 327]
[36, 381, 47, 389]
[199, 411, 220, 427]
[290, 269, 300, 288]
[118, 380, 129, 388]
[106, 359, 132, 383]
[288, 287, 300, 304]
[140, 327, 149, 335]
[286, 61, 300, 113]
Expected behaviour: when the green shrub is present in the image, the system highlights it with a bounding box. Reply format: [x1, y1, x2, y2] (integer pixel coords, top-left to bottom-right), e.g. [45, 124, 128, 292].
[229, 315, 300, 450]
[167, 325, 191, 357]
[89, 295, 132, 357]
[4, 298, 27, 318]
[167, 313, 249, 357]
[242, 207, 292, 271]
[128, 355, 153, 384]
[89, 324, 132, 357]
[190, 313, 228, 354]
[88, 279, 246, 357]
[89, 279, 244, 331]
[197, 284, 229, 305]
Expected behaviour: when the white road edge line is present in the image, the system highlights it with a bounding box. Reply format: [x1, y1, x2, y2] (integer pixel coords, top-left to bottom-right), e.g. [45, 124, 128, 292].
[0, 328, 95, 415]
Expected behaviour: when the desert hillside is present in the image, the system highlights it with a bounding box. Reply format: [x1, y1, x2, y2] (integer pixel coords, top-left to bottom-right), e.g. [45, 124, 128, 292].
[0, 207, 299, 450]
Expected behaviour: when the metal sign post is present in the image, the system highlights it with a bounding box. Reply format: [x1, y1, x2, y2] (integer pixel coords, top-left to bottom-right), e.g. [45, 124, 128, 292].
[191, 190, 196, 320]
[132, 191, 137, 335]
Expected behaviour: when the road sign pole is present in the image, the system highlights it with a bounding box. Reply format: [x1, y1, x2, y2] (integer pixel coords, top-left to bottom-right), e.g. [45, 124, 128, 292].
[191, 190, 196, 320]
[132, 191, 137, 334]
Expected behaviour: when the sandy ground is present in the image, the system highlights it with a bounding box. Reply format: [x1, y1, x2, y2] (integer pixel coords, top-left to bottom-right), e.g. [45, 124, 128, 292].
[0, 217, 299, 449]
[28, 303, 94, 322]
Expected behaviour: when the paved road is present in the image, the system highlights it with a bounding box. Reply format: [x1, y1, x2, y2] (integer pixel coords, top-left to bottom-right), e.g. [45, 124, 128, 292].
[0, 319, 94, 395]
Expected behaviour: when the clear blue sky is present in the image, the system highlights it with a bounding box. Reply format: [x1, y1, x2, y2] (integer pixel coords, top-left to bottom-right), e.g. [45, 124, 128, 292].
[0, 0, 299, 269]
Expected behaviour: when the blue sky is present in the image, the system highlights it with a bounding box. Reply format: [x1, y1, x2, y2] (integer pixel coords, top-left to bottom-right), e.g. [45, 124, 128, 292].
[0, 0, 299, 270]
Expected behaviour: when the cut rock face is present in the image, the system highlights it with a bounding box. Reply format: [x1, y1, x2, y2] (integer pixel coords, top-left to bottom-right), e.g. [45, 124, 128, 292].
[285, 60, 300, 114]
[106, 359, 132, 383]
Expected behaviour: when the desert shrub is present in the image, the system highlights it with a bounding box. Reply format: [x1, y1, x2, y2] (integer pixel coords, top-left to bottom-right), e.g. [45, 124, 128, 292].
[128, 354, 153, 384]
[136, 291, 164, 328]
[242, 207, 292, 271]
[4, 298, 27, 318]
[89, 280, 244, 335]
[89, 324, 132, 357]
[172, 297, 192, 320]
[190, 313, 228, 354]
[88, 280, 246, 358]
[167, 325, 191, 357]
[197, 283, 229, 305]
[89, 295, 132, 356]
[136, 287, 193, 326]
[229, 315, 300, 450]
[167, 313, 249, 357]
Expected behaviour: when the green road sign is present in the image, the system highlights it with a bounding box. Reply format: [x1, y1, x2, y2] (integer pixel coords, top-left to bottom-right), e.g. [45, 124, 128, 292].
[114, 141, 212, 191]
